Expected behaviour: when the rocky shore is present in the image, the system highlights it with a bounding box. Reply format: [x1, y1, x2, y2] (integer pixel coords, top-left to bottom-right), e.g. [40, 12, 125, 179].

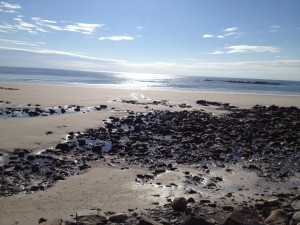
[1, 99, 299, 225]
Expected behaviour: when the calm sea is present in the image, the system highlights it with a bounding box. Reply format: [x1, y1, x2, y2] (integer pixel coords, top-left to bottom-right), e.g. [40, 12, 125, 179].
[0, 66, 300, 95]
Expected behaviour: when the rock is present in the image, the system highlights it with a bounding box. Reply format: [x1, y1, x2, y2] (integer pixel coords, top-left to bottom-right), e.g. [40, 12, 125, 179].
[223, 205, 234, 211]
[92, 145, 102, 154]
[182, 216, 214, 225]
[109, 213, 128, 223]
[138, 215, 163, 225]
[265, 209, 289, 224]
[154, 168, 166, 174]
[55, 143, 69, 151]
[265, 197, 280, 207]
[40, 218, 62, 225]
[39, 218, 47, 223]
[223, 210, 263, 225]
[293, 211, 300, 223]
[171, 197, 188, 211]
[76, 214, 107, 225]
[292, 200, 300, 211]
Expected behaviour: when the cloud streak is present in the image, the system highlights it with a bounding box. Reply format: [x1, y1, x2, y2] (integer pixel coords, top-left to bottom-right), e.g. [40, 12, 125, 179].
[1, 16, 103, 35]
[0, 1, 21, 13]
[99, 35, 135, 41]
[210, 45, 280, 54]
[0, 46, 126, 63]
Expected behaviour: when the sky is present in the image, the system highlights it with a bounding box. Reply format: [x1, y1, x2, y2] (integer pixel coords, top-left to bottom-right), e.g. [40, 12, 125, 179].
[0, 0, 300, 80]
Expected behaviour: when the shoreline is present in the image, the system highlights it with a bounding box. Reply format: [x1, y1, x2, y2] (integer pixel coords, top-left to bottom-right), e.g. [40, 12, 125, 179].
[1, 81, 300, 97]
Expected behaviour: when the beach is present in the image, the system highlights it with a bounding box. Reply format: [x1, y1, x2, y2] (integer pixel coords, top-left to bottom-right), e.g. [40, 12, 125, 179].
[0, 83, 300, 225]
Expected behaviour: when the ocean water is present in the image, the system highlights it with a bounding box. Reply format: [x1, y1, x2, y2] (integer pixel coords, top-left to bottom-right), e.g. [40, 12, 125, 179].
[0, 66, 300, 95]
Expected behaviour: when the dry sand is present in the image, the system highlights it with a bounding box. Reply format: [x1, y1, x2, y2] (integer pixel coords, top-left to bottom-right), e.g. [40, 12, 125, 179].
[1, 83, 300, 225]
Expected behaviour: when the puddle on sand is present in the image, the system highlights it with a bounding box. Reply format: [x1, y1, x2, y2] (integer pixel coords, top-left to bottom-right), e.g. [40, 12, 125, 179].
[129, 165, 300, 207]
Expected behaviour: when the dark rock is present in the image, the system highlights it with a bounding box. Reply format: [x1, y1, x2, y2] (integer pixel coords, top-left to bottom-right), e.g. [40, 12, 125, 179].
[55, 143, 69, 151]
[38, 218, 47, 224]
[138, 215, 163, 225]
[223, 210, 263, 225]
[109, 213, 128, 223]
[182, 216, 213, 225]
[171, 197, 188, 211]
[76, 214, 107, 225]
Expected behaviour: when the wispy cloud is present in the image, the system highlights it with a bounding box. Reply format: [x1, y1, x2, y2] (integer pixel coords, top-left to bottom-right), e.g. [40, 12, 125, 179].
[136, 26, 144, 30]
[64, 23, 103, 34]
[226, 45, 279, 53]
[203, 27, 242, 39]
[0, 38, 43, 46]
[2, 17, 103, 35]
[0, 23, 15, 33]
[203, 34, 214, 38]
[269, 25, 281, 32]
[224, 27, 238, 32]
[210, 50, 224, 55]
[0, 1, 21, 13]
[99, 35, 135, 41]
[210, 45, 280, 54]
[0, 46, 126, 63]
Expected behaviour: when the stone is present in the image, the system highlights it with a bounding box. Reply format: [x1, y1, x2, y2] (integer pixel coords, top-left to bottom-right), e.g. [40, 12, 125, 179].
[265, 197, 280, 207]
[109, 213, 128, 223]
[55, 143, 69, 151]
[265, 209, 289, 224]
[293, 211, 300, 223]
[40, 218, 62, 225]
[138, 215, 163, 225]
[76, 214, 107, 225]
[292, 200, 300, 211]
[171, 197, 188, 211]
[223, 210, 263, 225]
[182, 216, 214, 225]
[39, 218, 47, 223]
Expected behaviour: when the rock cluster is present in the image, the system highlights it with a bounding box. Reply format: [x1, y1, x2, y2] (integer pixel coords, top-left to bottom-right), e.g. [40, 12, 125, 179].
[1, 104, 299, 196]
[0, 104, 108, 118]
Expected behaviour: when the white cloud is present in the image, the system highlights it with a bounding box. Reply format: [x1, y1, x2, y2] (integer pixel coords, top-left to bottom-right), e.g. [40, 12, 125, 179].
[203, 34, 214, 38]
[210, 50, 224, 55]
[0, 1, 21, 13]
[269, 25, 281, 33]
[8, 17, 104, 35]
[0, 1, 21, 9]
[270, 25, 281, 29]
[224, 27, 238, 32]
[209, 45, 280, 55]
[0, 46, 126, 63]
[217, 35, 224, 39]
[136, 26, 144, 30]
[0, 38, 43, 46]
[64, 23, 103, 34]
[225, 45, 280, 54]
[0, 23, 14, 33]
[98, 35, 135, 41]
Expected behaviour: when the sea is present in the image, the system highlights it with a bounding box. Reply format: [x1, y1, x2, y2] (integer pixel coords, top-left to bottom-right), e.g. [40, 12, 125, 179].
[0, 66, 300, 96]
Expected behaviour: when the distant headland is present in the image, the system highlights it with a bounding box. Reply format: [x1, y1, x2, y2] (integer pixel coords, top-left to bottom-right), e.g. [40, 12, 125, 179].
[205, 79, 283, 86]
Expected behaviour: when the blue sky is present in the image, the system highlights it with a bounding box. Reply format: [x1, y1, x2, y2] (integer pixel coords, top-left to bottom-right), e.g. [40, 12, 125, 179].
[0, 0, 300, 80]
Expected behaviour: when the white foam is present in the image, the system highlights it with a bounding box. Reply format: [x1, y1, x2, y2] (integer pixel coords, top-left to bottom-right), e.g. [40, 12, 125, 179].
[131, 93, 146, 100]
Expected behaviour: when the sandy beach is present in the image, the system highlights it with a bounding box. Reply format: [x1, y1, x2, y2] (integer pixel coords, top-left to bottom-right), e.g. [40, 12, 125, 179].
[0, 83, 300, 225]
